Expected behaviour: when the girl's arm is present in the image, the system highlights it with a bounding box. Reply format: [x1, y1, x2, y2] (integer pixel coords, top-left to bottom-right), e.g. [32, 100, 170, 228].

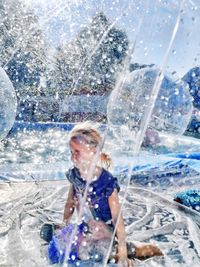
[63, 185, 75, 224]
[109, 190, 134, 266]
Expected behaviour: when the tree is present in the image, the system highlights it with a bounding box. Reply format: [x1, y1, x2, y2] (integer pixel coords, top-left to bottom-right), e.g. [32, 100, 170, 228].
[0, 0, 48, 98]
[51, 12, 129, 97]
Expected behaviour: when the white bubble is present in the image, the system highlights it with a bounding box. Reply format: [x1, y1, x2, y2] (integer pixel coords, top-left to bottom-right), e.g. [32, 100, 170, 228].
[0, 67, 17, 140]
[107, 67, 193, 148]
[71, 255, 76, 260]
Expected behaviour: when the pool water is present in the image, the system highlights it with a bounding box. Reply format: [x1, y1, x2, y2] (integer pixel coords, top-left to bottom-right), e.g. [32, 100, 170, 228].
[1, 127, 200, 165]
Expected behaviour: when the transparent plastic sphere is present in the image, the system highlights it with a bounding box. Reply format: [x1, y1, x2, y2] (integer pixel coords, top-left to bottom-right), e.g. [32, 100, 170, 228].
[107, 67, 193, 143]
[182, 66, 200, 109]
[0, 67, 17, 140]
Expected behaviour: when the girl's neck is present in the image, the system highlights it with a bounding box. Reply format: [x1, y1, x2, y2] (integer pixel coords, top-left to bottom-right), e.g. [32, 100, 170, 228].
[79, 166, 102, 181]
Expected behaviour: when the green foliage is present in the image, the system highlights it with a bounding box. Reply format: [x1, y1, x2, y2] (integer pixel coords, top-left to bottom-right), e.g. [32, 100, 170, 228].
[0, 0, 48, 98]
[50, 12, 129, 97]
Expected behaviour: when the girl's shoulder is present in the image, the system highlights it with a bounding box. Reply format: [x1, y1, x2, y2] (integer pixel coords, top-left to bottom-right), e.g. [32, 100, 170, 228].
[66, 167, 85, 189]
[92, 168, 120, 196]
[100, 168, 118, 183]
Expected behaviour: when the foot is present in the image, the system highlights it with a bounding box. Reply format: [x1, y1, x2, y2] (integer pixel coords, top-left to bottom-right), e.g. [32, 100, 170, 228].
[134, 242, 163, 259]
[40, 223, 55, 243]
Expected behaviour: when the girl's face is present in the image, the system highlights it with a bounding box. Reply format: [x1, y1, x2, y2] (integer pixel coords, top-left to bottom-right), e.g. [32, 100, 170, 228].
[69, 140, 97, 171]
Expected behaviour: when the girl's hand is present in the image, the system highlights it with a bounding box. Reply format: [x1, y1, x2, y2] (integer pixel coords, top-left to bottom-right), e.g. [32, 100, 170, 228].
[114, 255, 135, 267]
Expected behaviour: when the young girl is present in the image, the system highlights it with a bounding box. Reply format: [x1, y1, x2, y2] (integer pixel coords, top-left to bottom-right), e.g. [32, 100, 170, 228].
[44, 121, 163, 266]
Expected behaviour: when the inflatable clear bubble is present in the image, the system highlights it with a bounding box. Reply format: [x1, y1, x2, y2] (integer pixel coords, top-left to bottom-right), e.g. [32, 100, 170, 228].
[182, 66, 200, 109]
[107, 67, 193, 147]
[1, 1, 200, 267]
[0, 67, 17, 140]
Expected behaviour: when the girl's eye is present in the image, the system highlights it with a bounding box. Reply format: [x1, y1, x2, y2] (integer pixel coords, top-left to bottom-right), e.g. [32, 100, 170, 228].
[71, 150, 79, 155]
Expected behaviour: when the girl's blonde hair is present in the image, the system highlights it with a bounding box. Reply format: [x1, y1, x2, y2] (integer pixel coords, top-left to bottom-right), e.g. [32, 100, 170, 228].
[69, 121, 112, 169]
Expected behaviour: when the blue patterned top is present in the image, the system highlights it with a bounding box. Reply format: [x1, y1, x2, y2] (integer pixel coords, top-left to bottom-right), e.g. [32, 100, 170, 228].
[66, 167, 120, 223]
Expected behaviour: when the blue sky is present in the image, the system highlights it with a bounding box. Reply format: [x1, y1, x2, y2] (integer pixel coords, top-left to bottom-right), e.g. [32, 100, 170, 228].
[26, 0, 200, 78]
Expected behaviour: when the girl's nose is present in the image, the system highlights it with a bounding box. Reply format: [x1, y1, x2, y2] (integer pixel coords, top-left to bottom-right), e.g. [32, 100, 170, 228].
[71, 154, 76, 161]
